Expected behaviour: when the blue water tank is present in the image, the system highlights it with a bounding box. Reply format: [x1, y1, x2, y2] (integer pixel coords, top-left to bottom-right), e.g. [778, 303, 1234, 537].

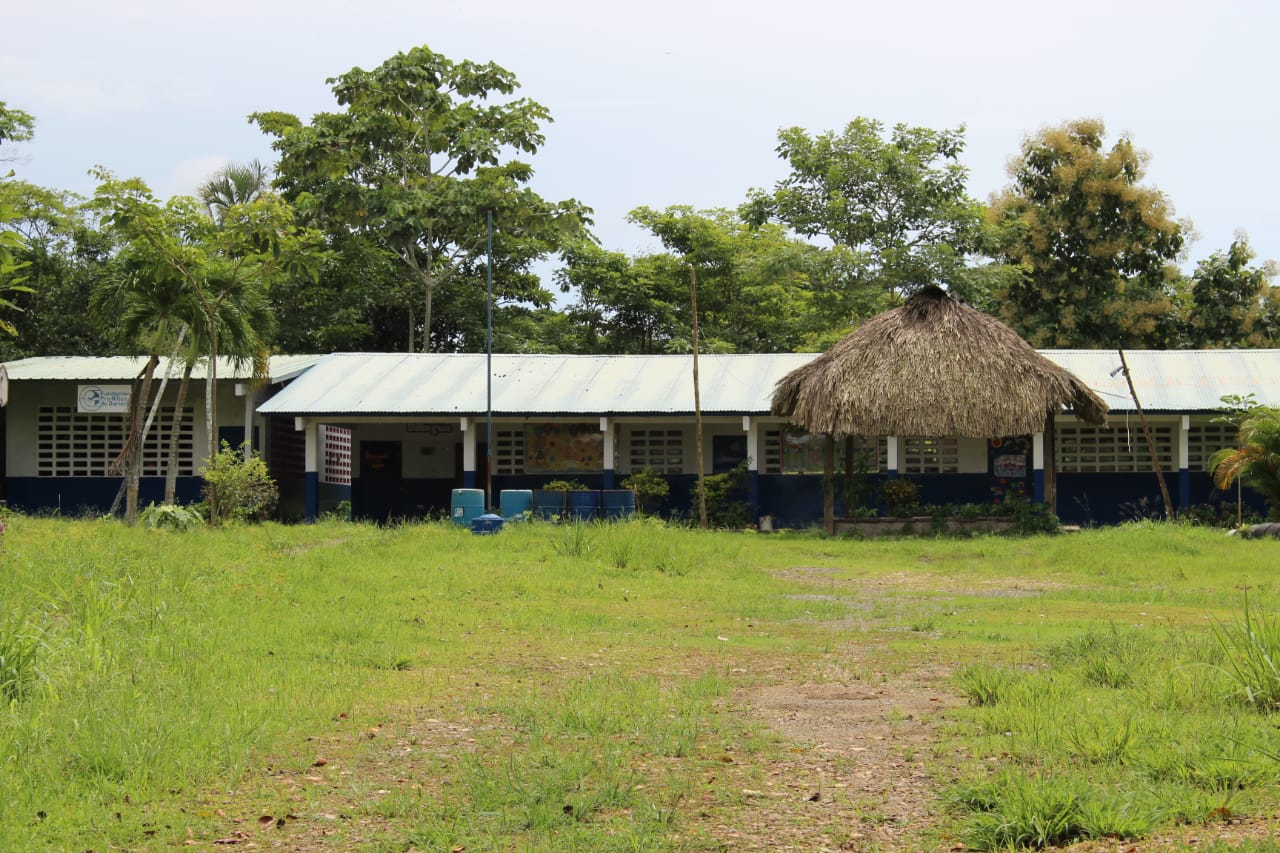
[450, 488, 485, 526]
[500, 489, 534, 521]
[567, 490, 600, 522]
[602, 489, 637, 520]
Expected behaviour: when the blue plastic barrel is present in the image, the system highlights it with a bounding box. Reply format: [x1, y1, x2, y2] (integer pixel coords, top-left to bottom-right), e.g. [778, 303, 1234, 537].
[471, 513, 505, 535]
[567, 490, 601, 522]
[450, 488, 485, 526]
[500, 489, 534, 521]
[532, 490, 565, 520]
[602, 489, 637, 520]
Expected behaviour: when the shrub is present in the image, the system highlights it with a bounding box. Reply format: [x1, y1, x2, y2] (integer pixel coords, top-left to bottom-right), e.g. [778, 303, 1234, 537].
[542, 479, 589, 492]
[140, 502, 206, 532]
[200, 441, 279, 524]
[621, 468, 669, 515]
[693, 462, 750, 528]
[881, 478, 920, 517]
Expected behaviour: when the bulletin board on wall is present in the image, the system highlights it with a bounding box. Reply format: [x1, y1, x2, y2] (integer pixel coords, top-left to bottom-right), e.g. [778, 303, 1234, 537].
[525, 423, 603, 473]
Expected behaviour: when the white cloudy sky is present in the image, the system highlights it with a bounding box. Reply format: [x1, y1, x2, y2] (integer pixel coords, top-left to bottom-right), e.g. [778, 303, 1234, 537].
[5, 0, 1278, 273]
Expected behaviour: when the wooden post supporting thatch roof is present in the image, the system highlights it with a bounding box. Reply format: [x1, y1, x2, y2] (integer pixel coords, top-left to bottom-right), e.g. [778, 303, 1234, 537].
[771, 285, 1108, 529]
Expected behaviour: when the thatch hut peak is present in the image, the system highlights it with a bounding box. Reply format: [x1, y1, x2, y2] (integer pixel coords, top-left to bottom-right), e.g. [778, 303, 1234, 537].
[771, 284, 1108, 438]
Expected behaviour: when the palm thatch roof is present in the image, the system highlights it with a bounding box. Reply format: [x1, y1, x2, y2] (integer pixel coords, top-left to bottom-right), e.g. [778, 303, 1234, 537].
[772, 286, 1108, 437]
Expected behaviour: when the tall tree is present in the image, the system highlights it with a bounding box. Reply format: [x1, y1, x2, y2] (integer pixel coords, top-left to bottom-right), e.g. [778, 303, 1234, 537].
[0, 181, 114, 355]
[628, 206, 838, 352]
[1184, 238, 1279, 348]
[92, 251, 195, 523]
[990, 119, 1185, 348]
[91, 171, 322, 470]
[742, 118, 989, 306]
[252, 45, 590, 352]
[0, 101, 38, 335]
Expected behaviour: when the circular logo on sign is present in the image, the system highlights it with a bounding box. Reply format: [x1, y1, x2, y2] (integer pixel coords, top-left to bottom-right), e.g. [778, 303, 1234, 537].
[78, 385, 104, 411]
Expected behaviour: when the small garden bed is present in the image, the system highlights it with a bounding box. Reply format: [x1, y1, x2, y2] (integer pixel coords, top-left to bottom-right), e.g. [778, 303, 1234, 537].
[834, 515, 1018, 538]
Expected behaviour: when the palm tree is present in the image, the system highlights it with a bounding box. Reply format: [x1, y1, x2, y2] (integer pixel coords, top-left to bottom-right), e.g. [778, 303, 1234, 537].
[1211, 406, 1280, 520]
[199, 159, 269, 223]
[92, 258, 196, 524]
[162, 275, 274, 505]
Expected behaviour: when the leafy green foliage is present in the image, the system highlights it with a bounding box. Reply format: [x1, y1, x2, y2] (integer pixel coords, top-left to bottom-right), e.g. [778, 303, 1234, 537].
[695, 461, 750, 528]
[991, 119, 1184, 348]
[199, 443, 278, 523]
[1210, 403, 1280, 520]
[254, 45, 590, 353]
[881, 478, 920, 517]
[621, 468, 670, 514]
[743, 118, 996, 305]
[139, 502, 205, 532]
[1186, 239, 1280, 348]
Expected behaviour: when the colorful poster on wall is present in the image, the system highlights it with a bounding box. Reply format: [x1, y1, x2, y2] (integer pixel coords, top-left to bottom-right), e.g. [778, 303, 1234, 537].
[525, 423, 603, 473]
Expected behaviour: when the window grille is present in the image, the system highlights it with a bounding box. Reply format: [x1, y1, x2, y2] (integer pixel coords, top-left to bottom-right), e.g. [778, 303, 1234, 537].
[900, 436, 959, 474]
[268, 417, 305, 481]
[629, 429, 684, 473]
[762, 429, 783, 473]
[1187, 422, 1236, 472]
[765, 428, 885, 474]
[320, 426, 352, 485]
[1056, 424, 1173, 472]
[494, 428, 525, 474]
[37, 405, 194, 477]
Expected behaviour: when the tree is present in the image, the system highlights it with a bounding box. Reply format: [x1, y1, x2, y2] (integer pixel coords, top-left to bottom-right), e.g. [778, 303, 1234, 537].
[628, 206, 837, 352]
[990, 119, 1185, 348]
[253, 45, 590, 352]
[1184, 238, 1280, 348]
[91, 250, 194, 523]
[91, 171, 322, 519]
[0, 101, 34, 152]
[1211, 403, 1280, 521]
[742, 118, 989, 305]
[199, 159, 269, 223]
[1, 101, 38, 336]
[0, 181, 114, 355]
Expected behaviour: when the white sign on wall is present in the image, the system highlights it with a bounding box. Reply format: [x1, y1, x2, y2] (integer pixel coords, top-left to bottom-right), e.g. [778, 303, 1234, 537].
[77, 384, 133, 414]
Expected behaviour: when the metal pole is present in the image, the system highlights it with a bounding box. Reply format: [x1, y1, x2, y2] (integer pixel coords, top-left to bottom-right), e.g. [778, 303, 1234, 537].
[486, 209, 494, 511]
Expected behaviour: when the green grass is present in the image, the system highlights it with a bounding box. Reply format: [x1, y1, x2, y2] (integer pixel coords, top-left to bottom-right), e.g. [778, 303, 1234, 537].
[1, 517, 1279, 849]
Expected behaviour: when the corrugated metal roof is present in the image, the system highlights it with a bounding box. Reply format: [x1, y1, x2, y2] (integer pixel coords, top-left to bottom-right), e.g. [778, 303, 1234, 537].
[2, 355, 325, 383]
[10, 350, 1277, 418]
[256, 352, 816, 417]
[1041, 350, 1280, 412]
[257, 349, 1280, 419]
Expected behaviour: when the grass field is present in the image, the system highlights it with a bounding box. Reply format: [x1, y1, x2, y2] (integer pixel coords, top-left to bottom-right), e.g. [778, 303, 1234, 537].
[2, 516, 1280, 851]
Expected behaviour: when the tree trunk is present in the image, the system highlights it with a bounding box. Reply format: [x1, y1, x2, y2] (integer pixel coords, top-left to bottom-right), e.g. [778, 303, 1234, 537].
[164, 363, 195, 504]
[205, 317, 219, 524]
[823, 433, 835, 535]
[124, 355, 160, 526]
[1118, 347, 1175, 520]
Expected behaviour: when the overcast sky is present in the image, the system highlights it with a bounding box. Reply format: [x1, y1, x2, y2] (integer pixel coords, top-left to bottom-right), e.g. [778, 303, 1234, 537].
[6, 0, 1278, 276]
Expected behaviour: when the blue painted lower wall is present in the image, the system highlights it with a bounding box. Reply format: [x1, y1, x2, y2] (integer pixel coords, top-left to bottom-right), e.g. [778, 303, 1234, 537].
[4, 477, 204, 515]
[8, 470, 1267, 526]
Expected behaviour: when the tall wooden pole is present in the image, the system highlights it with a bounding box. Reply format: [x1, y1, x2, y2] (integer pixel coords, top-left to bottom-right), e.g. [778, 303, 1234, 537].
[691, 267, 707, 528]
[1118, 347, 1175, 520]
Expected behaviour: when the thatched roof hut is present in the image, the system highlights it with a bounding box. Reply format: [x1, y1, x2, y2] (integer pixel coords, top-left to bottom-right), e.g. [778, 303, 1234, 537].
[772, 285, 1108, 437]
